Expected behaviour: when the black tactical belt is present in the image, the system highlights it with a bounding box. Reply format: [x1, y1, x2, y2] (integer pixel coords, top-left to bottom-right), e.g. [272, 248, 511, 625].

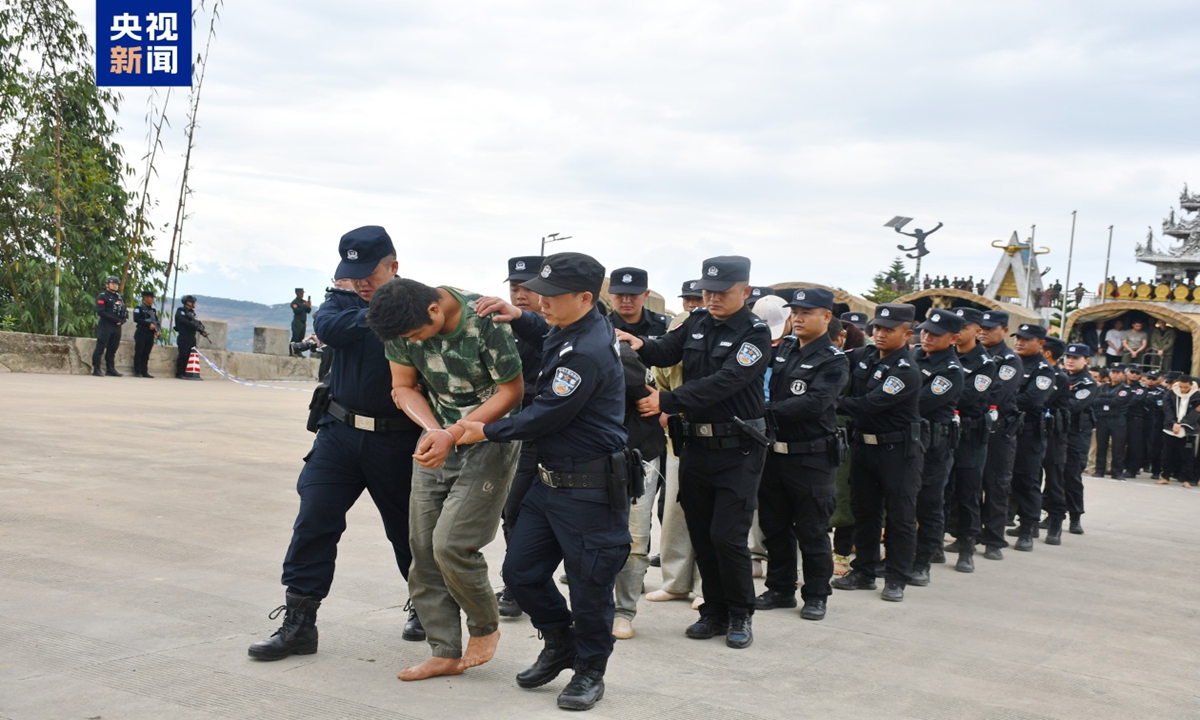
[771, 436, 835, 455]
[327, 400, 413, 433]
[959, 416, 987, 430]
[538, 464, 613, 489]
[680, 421, 742, 438]
[852, 429, 906, 445]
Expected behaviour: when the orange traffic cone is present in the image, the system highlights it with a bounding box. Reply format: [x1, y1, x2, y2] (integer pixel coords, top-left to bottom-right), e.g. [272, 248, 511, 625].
[182, 348, 203, 380]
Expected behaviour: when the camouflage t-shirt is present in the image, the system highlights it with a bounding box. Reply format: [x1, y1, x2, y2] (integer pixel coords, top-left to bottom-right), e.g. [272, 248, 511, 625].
[384, 287, 523, 426]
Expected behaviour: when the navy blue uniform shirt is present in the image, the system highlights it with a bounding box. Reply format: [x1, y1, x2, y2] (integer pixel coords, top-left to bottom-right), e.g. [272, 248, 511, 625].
[913, 346, 964, 425]
[985, 341, 1023, 418]
[956, 343, 996, 421]
[315, 287, 418, 427]
[485, 306, 626, 469]
[840, 345, 922, 434]
[766, 333, 848, 442]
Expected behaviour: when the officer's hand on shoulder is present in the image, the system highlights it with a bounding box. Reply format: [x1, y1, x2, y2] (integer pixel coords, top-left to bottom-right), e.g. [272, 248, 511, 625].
[474, 296, 522, 323]
[615, 328, 642, 350]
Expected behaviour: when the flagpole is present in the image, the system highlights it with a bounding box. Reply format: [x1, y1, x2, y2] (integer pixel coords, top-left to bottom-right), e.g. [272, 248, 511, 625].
[1101, 225, 1114, 304]
[1059, 211, 1077, 333]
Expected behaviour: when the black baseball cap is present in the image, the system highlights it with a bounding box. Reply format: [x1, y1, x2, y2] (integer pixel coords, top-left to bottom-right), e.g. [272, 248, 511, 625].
[840, 311, 868, 330]
[1064, 343, 1091, 357]
[868, 303, 916, 329]
[979, 311, 1009, 329]
[695, 256, 751, 292]
[609, 267, 649, 294]
[917, 310, 965, 335]
[1045, 337, 1066, 355]
[336, 226, 396, 280]
[140, 290, 156, 297]
[506, 256, 543, 282]
[521, 252, 606, 297]
[680, 280, 703, 298]
[1014, 323, 1048, 340]
[953, 307, 985, 326]
[787, 287, 834, 310]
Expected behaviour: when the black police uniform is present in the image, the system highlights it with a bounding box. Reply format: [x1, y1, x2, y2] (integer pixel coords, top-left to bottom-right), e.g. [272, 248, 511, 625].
[980, 318, 1023, 553]
[636, 257, 771, 630]
[1039, 357, 1071, 538]
[837, 304, 923, 592]
[249, 225, 423, 662]
[911, 313, 964, 576]
[1094, 378, 1131, 477]
[290, 291, 311, 347]
[1008, 328, 1057, 543]
[1123, 379, 1147, 477]
[489, 253, 628, 701]
[132, 298, 160, 377]
[943, 309, 996, 559]
[1145, 379, 1168, 477]
[1052, 346, 1097, 536]
[173, 304, 205, 377]
[757, 289, 848, 611]
[92, 286, 127, 374]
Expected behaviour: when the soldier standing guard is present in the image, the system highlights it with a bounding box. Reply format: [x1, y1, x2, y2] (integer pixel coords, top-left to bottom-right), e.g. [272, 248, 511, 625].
[92, 275, 127, 377]
[132, 290, 161, 378]
[1005, 324, 1056, 551]
[832, 303, 923, 602]
[290, 288, 312, 355]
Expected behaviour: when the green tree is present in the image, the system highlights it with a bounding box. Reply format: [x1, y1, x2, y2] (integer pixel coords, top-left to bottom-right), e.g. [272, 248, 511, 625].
[0, 0, 165, 336]
[863, 257, 914, 304]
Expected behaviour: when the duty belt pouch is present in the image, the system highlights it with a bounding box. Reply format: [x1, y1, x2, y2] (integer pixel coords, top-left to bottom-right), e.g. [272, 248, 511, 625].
[907, 422, 923, 458]
[667, 415, 684, 457]
[949, 422, 962, 450]
[833, 427, 849, 466]
[307, 384, 332, 433]
[608, 450, 633, 512]
[1005, 415, 1025, 439]
[624, 447, 646, 501]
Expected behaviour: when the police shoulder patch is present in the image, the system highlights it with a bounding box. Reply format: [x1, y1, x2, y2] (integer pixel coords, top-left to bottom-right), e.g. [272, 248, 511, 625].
[882, 376, 906, 395]
[736, 342, 763, 366]
[1075, 388, 1091, 400]
[1035, 375, 1053, 391]
[552, 367, 582, 396]
[974, 374, 992, 392]
[998, 365, 1017, 381]
[931, 376, 953, 395]
[790, 379, 807, 395]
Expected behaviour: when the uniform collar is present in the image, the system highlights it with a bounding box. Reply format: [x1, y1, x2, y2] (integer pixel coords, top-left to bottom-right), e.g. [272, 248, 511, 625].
[705, 304, 752, 331]
[610, 307, 656, 333]
[922, 346, 957, 364]
[796, 333, 833, 359]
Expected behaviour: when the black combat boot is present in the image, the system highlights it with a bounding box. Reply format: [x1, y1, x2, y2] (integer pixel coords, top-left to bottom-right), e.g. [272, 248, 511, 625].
[944, 538, 966, 553]
[92, 366, 104, 377]
[402, 599, 425, 641]
[928, 547, 946, 564]
[496, 587, 522, 618]
[955, 537, 975, 573]
[1014, 534, 1034, 552]
[248, 593, 320, 660]
[1068, 515, 1084, 534]
[1045, 517, 1063, 545]
[557, 661, 605, 711]
[517, 626, 577, 689]
[106, 367, 122, 377]
[908, 564, 931, 587]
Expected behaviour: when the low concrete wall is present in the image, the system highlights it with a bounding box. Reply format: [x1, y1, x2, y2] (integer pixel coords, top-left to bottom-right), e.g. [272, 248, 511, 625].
[0, 331, 318, 381]
[254, 326, 291, 355]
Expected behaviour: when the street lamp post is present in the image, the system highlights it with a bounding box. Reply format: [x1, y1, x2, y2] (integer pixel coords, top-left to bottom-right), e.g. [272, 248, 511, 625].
[540, 232, 573, 256]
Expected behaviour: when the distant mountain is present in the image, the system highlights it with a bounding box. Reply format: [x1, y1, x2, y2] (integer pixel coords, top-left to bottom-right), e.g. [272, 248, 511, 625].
[188, 294, 317, 352]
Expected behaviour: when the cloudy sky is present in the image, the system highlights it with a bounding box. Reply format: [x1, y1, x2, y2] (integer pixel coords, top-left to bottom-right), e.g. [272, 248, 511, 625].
[74, 0, 1200, 307]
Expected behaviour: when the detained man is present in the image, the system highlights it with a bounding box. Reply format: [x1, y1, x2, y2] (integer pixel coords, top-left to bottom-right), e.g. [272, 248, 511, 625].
[366, 279, 524, 681]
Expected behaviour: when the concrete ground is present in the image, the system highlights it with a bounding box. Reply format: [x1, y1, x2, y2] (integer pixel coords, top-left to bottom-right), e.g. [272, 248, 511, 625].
[1, 373, 1198, 720]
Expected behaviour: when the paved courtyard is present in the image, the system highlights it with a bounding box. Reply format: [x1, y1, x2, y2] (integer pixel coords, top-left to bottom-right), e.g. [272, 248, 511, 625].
[1, 372, 1197, 719]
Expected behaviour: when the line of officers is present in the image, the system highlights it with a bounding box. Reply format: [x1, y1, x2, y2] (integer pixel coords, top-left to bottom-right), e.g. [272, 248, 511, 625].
[91, 274, 208, 379]
[588, 256, 1105, 648]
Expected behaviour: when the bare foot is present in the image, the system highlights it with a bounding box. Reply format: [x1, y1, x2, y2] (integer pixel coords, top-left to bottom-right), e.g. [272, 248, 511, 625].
[398, 657, 464, 681]
[458, 630, 500, 670]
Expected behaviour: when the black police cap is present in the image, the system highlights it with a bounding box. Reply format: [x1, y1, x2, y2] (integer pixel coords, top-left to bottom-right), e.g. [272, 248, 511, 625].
[953, 306, 985, 325]
[295, 287, 304, 293]
[1064, 342, 1091, 357]
[979, 310, 1009, 328]
[679, 280, 703, 298]
[916, 310, 965, 335]
[1147, 370, 1162, 380]
[141, 289, 156, 297]
[506, 256, 543, 282]
[868, 303, 916, 329]
[1044, 337, 1066, 355]
[521, 252, 606, 297]
[749, 285, 773, 300]
[787, 287, 834, 310]
[1014, 323, 1048, 340]
[336, 226, 396, 280]
[840, 311, 868, 330]
[104, 275, 120, 284]
[695, 256, 751, 292]
[609, 267, 649, 294]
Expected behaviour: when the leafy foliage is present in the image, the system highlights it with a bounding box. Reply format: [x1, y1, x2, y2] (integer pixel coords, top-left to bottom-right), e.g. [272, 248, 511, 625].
[863, 257, 915, 304]
[0, 0, 165, 336]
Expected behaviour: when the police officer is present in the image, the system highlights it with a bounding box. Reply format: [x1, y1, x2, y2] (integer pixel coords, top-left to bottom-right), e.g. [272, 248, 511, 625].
[495, 255, 544, 618]
[92, 275, 127, 376]
[1057, 344, 1097, 539]
[1005, 324, 1056, 551]
[754, 288, 848, 621]
[173, 295, 207, 379]
[679, 280, 705, 312]
[290, 288, 312, 353]
[977, 311, 1022, 560]
[1145, 370, 1168, 479]
[832, 303, 923, 602]
[132, 290, 161, 378]
[840, 312, 868, 333]
[1094, 365, 1131, 478]
[621, 256, 771, 647]
[909, 310, 964, 585]
[1036, 337, 1071, 544]
[942, 307, 996, 574]
[1123, 365, 1147, 478]
[248, 226, 425, 661]
[463, 252, 629, 712]
[608, 267, 670, 338]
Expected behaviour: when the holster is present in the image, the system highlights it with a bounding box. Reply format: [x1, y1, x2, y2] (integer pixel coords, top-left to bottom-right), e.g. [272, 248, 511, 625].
[908, 421, 924, 458]
[949, 421, 962, 450]
[625, 448, 646, 502]
[833, 427, 849, 466]
[306, 384, 333, 433]
[667, 415, 684, 457]
[1000, 414, 1024, 438]
[733, 416, 770, 448]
